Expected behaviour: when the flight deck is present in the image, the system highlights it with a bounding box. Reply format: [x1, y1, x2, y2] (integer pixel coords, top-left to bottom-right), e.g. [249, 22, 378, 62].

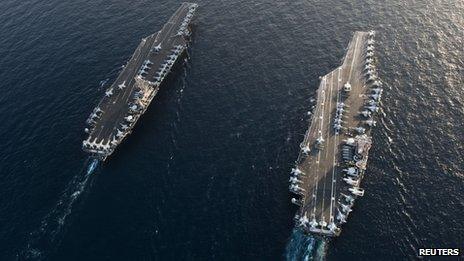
[82, 3, 198, 160]
[290, 31, 382, 237]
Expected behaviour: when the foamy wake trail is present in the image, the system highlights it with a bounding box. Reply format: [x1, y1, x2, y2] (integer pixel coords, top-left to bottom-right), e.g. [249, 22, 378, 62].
[19, 158, 100, 260]
[284, 229, 327, 261]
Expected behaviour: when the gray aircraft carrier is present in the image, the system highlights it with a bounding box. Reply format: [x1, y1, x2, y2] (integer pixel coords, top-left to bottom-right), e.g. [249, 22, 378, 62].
[290, 31, 382, 237]
[82, 3, 198, 161]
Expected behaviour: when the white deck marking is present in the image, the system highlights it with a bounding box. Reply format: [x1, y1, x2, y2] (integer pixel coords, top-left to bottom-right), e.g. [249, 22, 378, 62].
[348, 34, 360, 82]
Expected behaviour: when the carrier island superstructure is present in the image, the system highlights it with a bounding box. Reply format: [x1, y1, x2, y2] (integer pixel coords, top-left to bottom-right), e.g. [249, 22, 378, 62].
[290, 31, 382, 237]
[82, 3, 198, 161]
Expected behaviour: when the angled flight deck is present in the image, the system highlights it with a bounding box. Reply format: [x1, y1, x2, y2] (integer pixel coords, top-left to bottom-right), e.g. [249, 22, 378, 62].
[82, 3, 198, 161]
[289, 31, 383, 237]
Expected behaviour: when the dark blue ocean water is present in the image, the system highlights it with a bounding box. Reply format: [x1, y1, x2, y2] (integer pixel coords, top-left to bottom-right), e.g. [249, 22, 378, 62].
[0, 0, 463, 260]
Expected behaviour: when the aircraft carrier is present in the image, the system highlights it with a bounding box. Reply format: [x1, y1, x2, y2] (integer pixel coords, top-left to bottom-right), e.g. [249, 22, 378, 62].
[82, 3, 198, 161]
[290, 31, 382, 237]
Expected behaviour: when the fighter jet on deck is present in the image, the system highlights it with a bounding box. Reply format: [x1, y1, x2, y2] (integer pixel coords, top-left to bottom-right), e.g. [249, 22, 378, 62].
[354, 126, 366, 134]
[343, 167, 359, 177]
[360, 110, 372, 118]
[328, 222, 338, 232]
[141, 64, 150, 71]
[349, 187, 365, 196]
[371, 87, 383, 94]
[120, 124, 129, 130]
[153, 43, 162, 52]
[372, 80, 382, 87]
[124, 115, 135, 123]
[340, 203, 353, 213]
[291, 198, 302, 206]
[337, 210, 347, 223]
[366, 105, 379, 112]
[364, 64, 375, 71]
[301, 145, 311, 154]
[289, 184, 306, 193]
[365, 69, 376, 76]
[319, 219, 328, 228]
[105, 88, 114, 97]
[365, 119, 377, 127]
[367, 74, 377, 82]
[289, 176, 303, 184]
[118, 81, 126, 90]
[299, 214, 309, 227]
[371, 93, 382, 101]
[343, 177, 359, 186]
[291, 167, 305, 176]
[341, 193, 355, 204]
[309, 218, 318, 228]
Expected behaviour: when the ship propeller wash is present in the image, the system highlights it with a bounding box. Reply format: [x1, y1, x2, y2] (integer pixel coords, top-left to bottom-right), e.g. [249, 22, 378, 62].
[82, 3, 198, 161]
[290, 31, 382, 237]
